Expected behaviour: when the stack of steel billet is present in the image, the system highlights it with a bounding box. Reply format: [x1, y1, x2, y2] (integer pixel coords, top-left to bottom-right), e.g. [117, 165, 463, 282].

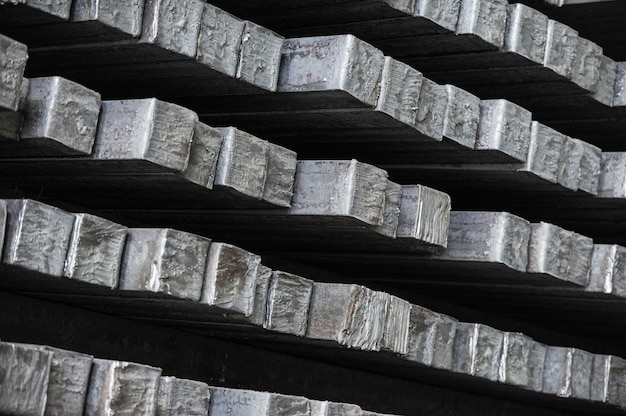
[2, 1, 284, 97]
[0, 340, 410, 416]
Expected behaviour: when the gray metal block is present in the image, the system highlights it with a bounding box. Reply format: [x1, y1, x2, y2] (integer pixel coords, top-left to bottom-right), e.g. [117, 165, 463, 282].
[586, 244, 626, 297]
[498, 332, 532, 388]
[263, 143, 297, 207]
[591, 355, 626, 407]
[614, 62, 626, 107]
[526, 341, 547, 392]
[22, 345, 93, 416]
[0, 34, 28, 112]
[215, 127, 270, 200]
[119, 228, 211, 301]
[310, 400, 361, 416]
[93, 99, 197, 172]
[20, 76, 101, 155]
[307, 282, 358, 344]
[381, 294, 411, 355]
[442, 84, 480, 148]
[375, 57, 423, 127]
[0, 200, 6, 256]
[265, 270, 314, 336]
[209, 387, 310, 416]
[3, 199, 75, 276]
[452, 322, 504, 381]
[237, 21, 284, 91]
[64, 213, 127, 288]
[0, 342, 52, 416]
[248, 264, 271, 326]
[476, 99, 532, 163]
[180, 121, 223, 188]
[414, 77, 446, 141]
[201, 242, 261, 316]
[21, 0, 72, 19]
[0, 77, 29, 142]
[598, 152, 626, 198]
[84, 359, 161, 416]
[157, 376, 210, 416]
[520, 122, 566, 184]
[544, 20, 578, 78]
[404, 304, 450, 367]
[415, 0, 461, 32]
[278, 35, 385, 107]
[502, 4, 548, 64]
[71, 0, 144, 37]
[371, 180, 401, 238]
[543, 347, 593, 399]
[140, 0, 204, 58]
[456, 0, 508, 48]
[577, 140, 602, 195]
[569, 36, 602, 93]
[568, 232, 593, 287]
[438, 211, 530, 272]
[592, 55, 617, 107]
[557, 137, 585, 192]
[396, 184, 451, 247]
[527, 222, 572, 283]
[289, 160, 388, 227]
[196, 3, 245, 76]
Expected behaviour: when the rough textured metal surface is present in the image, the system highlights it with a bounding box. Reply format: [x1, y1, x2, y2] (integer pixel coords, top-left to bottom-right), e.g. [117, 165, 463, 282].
[569, 36, 602, 93]
[414, 77, 446, 141]
[140, 0, 204, 58]
[570, 348, 593, 400]
[92, 99, 197, 172]
[598, 152, 626, 198]
[577, 139, 602, 195]
[263, 143, 297, 207]
[403, 185, 451, 247]
[521, 122, 565, 184]
[498, 332, 532, 388]
[71, 0, 144, 37]
[196, 3, 244, 76]
[475, 99, 532, 162]
[20, 0, 72, 19]
[0, 200, 6, 256]
[289, 160, 388, 227]
[0, 342, 51, 416]
[404, 304, 457, 370]
[157, 376, 210, 416]
[415, 0, 461, 32]
[542, 347, 593, 398]
[614, 61, 626, 107]
[544, 20, 578, 78]
[592, 55, 618, 107]
[375, 57, 422, 127]
[310, 400, 361, 416]
[265, 270, 314, 336]
[502, 4, 548, 64]
[381, 294, 410, 354]
[237, 21, 283, 91]
[3, 199, 75, 276]
[456, 0, 508, 48]
[215, 127, 269, 200]
[586, 244, 626, 297]
[64, 213, 128, 288]
[527, 222, 572, 282]
[307, 282, 356, 344]
[84, 359, 161, 416]
[371, 180, 401, 238]
[0, 34, 28, 112]
[278, 35, 385, 107]
[248, 264, 271, 326]
[442, 84, 480, 148]
[557, 137, 585, 192]
[201, 242, 261, 316]
[0, 77, 27, 141]
[527, 341, 547, 393]
[119, 228, 211, 301]
[209, 387, 309, 416]
[341, 287, 387, 352]
[452, 323, 504, 381]
[30, 345, 93, 416]
[567, 232, 593, 286]
[437, 211, 530, 272]
[20, 76, 101, 155]
[180, 121, 223, 188]
[591, 355, 626, 407]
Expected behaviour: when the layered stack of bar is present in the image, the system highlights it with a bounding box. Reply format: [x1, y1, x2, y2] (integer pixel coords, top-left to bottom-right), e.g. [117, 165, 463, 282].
[2, 1, 626, 415]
